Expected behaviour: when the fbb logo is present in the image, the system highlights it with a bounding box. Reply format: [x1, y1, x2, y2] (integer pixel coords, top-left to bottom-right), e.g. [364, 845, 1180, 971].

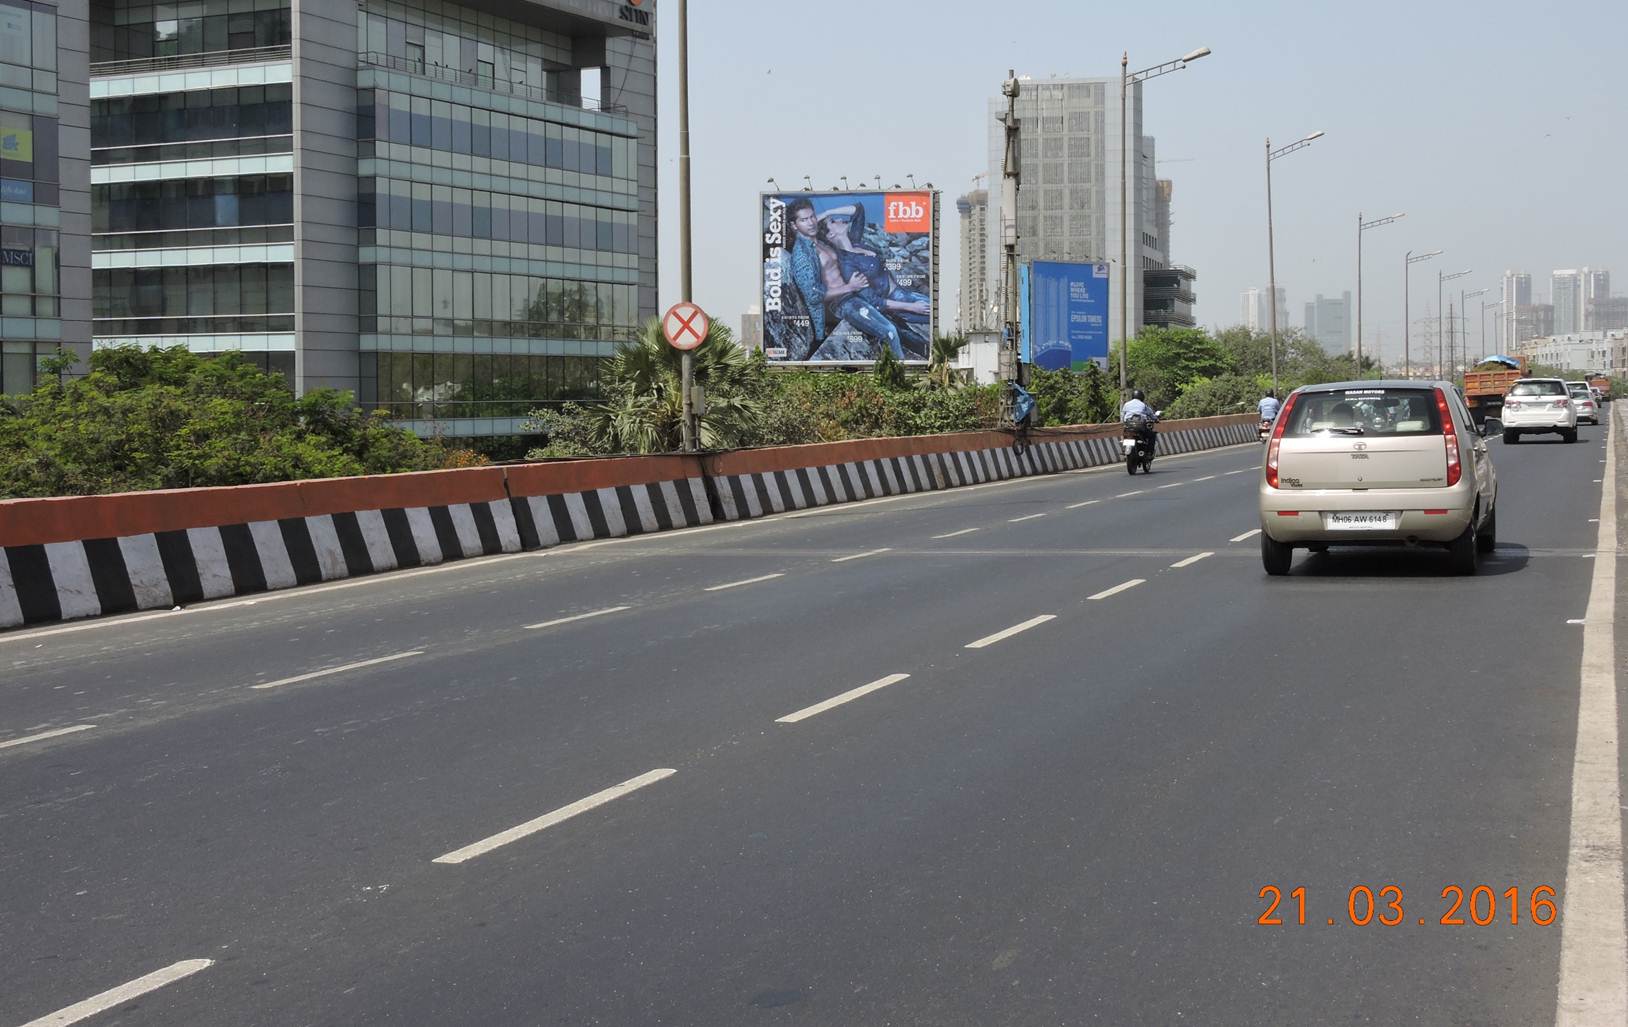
[883, 193, 930, 233]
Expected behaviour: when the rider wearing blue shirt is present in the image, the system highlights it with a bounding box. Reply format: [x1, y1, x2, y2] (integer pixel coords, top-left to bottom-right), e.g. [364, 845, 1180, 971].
[1121, 389, 1157, 454]
[1258, 390, 1282, 421]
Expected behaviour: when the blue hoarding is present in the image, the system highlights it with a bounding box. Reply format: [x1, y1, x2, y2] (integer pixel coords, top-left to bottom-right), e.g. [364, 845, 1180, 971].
[1019, 260, 1110, 371]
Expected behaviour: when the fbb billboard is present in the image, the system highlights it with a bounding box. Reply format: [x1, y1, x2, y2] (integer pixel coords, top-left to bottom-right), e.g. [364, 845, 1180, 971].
[760, 191, 936, 364]
[1020, 260, 1110, 371]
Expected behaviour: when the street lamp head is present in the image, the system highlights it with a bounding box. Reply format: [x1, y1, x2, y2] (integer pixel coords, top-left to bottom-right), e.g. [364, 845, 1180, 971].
[1392, 212, 1406, 220]
[1304, 130, 1325, 142]
[1181, 46, 1212, 62]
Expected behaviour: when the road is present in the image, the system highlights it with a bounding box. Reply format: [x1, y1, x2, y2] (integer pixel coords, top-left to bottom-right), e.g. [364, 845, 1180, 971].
[2, 413, 1622, 1026]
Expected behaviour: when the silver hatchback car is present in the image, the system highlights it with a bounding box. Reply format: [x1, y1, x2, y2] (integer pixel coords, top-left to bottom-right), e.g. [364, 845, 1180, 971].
[1258, 381, 1497, 575]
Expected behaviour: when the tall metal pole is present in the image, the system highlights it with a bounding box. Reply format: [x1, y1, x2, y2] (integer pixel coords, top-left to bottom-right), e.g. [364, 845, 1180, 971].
[1481, 299, 1489, 364]
[999, 71, 1022, 386]
[1404, 251, 1411, 379]
[1265, 137, 1279, 395]
[1119, 53, 1129, 400]
[1356, 211, 1363, 375]
[676, 0, 696, 452]
[1437, 272, 1443, 379]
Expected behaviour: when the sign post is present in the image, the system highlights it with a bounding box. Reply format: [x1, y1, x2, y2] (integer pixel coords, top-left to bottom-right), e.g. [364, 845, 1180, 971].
[663, 302, 709, 450]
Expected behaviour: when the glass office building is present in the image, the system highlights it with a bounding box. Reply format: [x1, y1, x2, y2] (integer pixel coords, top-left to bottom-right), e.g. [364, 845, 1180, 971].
[80, 0, 655, 435]
[0, 0, 91, 396]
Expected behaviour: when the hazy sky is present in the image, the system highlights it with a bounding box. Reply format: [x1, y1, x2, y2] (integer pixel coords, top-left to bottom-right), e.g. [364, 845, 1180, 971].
[647, 0, 1628, 363]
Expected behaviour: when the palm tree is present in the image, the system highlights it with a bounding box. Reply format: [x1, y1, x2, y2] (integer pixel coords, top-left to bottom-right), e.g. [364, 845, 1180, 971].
[590, 318, 769, 453]
[928, 334, 970, 387]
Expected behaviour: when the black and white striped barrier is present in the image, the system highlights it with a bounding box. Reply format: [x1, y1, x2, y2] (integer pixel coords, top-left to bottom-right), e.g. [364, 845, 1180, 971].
[1, 421, 1254, 629]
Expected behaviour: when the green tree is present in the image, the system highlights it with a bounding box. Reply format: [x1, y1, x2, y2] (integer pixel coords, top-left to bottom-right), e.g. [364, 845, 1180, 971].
[1165, 373, 1268, 419]
[0, 347, 449, 498]
[928, 334, 969, 387]
[1110, 326, 1230, 408]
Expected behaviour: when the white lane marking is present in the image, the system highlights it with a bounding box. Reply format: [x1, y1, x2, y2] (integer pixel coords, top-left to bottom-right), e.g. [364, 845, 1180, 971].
[1225, 467, 1255, 475]
[1230, 529, 1262, 542]
[433, 768, 675, 865]
[1595, 479, 1604, 484]
[1008, 513, 1048, 523]
[0, 724, 97, 751]
[250, 650, 424, 691]
[831, 548, 892, 563]
[1156, 482, 1184, 489]
[1590, 518, 1600, 523]
[702, 573, 784, 592]
[19, 959, 214, 1027]
[1556, 405, 1625, 1025]
[1567, 619, 1586, 625]
[1116, 490, 1145, 498]
[1193, 475, 1217, 482]
[1088, 579, 1146, 601]
[777, 674, 911, 723]
[932, 528, 980, 539]
[1067, 499, 1101, 509]
[525, 606, 631, 630]
[965, 614, 1056, 649]
[1171, 552, 1214, 569]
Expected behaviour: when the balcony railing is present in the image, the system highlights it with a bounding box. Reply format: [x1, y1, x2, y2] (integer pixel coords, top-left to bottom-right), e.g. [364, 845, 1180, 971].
[91, 45, 292, 76]
[358, 52, 627, 116]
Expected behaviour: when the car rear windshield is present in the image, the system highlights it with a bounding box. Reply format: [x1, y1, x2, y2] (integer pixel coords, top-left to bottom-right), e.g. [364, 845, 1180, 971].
[1509, 380, 1567, 396]
[1282, 387, 1443, 437]
[1569, 387, 1592, 397]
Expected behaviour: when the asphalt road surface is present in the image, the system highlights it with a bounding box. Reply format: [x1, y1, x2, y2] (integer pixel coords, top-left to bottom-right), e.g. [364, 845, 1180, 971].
[3, 412, 1623, 1026]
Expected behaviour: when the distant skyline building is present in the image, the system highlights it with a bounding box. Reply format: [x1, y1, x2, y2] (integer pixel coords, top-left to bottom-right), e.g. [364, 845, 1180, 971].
[1241, 286, 1287, 333]
[985, 74, 1166, 346]
[1502, 271, 1533, 349]
[1303, 291, 1352, 353]
[1587, 296, 1628, 332]
[956, 188, 991, 332]
[1553, 269, 1584, 335]
[739, 307, 763, 352]
[1584, 267, 1610, 304]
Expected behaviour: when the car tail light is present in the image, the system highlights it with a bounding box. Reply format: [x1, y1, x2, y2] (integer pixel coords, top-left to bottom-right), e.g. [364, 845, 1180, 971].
[1505, 400, 1521, 410]
[1434, 387, 1461, 487]
[1553, 399, 1570, 409]
[1265, 391, 1299, 489]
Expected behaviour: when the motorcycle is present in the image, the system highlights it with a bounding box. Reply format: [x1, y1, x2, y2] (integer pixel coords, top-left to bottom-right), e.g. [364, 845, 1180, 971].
[1258, 418, 1273, 443]
[1122, 412, 1159, 474]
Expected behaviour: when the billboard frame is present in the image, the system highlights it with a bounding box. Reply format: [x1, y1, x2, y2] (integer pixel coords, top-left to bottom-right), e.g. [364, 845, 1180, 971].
[759, 189, 939, 367]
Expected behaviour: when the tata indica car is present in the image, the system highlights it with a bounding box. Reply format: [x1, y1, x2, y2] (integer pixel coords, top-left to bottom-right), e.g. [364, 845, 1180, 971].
[1259, 381, 1497, 576]
[1500, 378, 1577, 443]
[1566, 381, 1599, 425]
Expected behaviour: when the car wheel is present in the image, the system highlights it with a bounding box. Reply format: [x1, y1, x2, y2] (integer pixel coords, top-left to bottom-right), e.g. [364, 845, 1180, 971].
[1448, 521, 1478, 575]
[1261, 531, 1293, 576]
[1476, 503, 1496, 554]
[1563, 429, 1578, 444]
[1502, 430, 1518, 444]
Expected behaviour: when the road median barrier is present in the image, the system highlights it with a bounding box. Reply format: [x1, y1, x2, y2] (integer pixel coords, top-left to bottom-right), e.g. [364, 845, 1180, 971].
[0, 414, 1256, 629]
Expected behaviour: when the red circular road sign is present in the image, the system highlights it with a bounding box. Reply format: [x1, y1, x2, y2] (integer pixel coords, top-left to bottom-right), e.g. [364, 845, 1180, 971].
[662, 302, 710, 351]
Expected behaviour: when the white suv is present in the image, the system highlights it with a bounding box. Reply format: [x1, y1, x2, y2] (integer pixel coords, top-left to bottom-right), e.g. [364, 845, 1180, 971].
[1500, 378, 1577, 443]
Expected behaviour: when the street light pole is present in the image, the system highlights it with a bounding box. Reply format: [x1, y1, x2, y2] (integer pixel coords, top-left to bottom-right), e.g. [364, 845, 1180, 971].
[1264, 130, 1324, 395]
[1357, 211, 1404, 377]
[1119, 46, 1210, 400]
[675, 0, 696, 451]
[1404, 249, 1441, 379]
[1460, 287, 1487, 375]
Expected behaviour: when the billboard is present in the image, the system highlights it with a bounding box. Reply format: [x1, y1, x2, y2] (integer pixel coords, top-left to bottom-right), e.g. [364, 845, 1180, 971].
[760, 191, 936, 363]
[1020, 260, 1110, 371]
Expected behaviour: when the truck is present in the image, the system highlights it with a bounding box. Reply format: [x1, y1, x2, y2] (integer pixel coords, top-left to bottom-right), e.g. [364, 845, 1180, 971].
[1462, 355, 1530, 426]
[1586, 374, 1612, 403]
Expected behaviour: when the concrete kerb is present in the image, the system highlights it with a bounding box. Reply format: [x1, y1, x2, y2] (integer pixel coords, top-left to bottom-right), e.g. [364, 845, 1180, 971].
[0, 415, 1257, 629]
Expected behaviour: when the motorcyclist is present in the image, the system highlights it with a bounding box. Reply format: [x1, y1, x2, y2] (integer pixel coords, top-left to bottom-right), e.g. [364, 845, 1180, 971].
[1258, 389, 1281, 422]
[1121, 389, 1157, 455]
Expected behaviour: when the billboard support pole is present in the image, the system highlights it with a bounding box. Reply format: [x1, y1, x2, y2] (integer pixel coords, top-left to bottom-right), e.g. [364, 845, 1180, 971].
[676, 0, 697, 452]
[999, 72, 1022, 386]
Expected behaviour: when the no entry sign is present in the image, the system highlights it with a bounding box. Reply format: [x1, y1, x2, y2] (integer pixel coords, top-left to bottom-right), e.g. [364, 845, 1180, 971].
[662, 302, 710, 351]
